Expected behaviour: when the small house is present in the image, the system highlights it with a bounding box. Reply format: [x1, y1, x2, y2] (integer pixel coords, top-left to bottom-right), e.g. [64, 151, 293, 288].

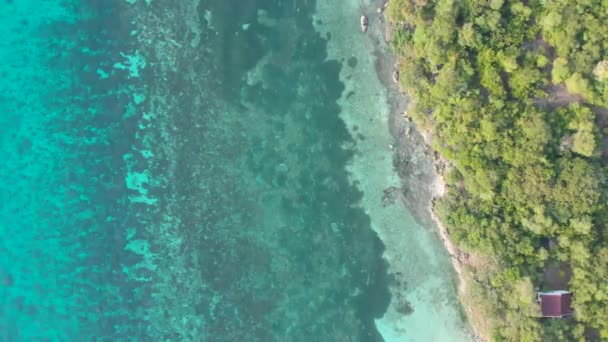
[537, 291, 573, 318]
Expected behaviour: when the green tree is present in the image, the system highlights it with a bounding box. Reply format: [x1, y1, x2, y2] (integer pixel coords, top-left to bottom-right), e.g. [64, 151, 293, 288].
[458, 23, 482, 48]
[552, 158, 601, 218]
[593, 60, 608, 81]
[552, 57, 570, 83]
[565, 73, 595, 101]
[479, 49, 506, 98]
[571, 129, 597, 157]
[509, 66, 545, 99]
[568, 104, 598, 156]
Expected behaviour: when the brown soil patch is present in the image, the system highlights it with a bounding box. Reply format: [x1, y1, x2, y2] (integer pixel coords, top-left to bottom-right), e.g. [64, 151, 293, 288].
[534, 84, 584, 109]
[542, 261, 572, 291]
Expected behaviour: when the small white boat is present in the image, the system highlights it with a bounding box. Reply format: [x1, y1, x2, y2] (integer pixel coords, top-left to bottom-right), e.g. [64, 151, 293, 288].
[360, 15, 368, 32]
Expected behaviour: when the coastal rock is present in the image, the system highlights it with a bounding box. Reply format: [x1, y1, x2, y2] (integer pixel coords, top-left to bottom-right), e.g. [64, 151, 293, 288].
[404, 125, 411, 136]
[360, 15, 368, 32]
[392, 70, 400, 83]
[384, 23, 393, 42]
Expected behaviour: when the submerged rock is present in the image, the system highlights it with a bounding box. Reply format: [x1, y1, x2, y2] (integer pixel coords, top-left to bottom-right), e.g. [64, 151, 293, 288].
[382, 186, 401, 207]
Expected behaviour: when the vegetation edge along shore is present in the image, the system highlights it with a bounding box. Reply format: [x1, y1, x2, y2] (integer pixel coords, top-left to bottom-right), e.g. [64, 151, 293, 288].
[385, 0, 608, 340]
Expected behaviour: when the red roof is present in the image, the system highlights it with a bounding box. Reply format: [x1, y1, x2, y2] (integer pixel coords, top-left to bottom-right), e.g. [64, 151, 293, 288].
[539, 292, 573, 317]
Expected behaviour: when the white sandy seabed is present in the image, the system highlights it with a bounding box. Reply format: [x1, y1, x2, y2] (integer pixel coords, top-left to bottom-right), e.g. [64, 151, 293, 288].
[313, 1, 473, 341]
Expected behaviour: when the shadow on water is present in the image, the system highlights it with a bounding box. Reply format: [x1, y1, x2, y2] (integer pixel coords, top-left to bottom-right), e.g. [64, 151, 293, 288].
[3, 0, 391, 339]
[189, 0, 391, 340]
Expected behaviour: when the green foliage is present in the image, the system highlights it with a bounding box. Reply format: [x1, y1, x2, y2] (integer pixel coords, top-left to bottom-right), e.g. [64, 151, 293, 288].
[593, 60, 608, 82]
[388, 0, 608, 339]
[459, 23, 482, 48]
[508, 65, 545, 98]
[478, 49, 506, 98]
[552, 57, 570, 84]
[571, 129, 596, 157]
[567, 104, 598, 157]
[565, 73, 595, 101]
[552, 158, 601, 218]
[541, 0, 607, 101]
[569, 216, 592, 235]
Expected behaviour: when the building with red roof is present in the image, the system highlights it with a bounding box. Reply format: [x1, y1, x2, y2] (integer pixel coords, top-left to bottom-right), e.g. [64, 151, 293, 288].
[537, 291, 573, 318]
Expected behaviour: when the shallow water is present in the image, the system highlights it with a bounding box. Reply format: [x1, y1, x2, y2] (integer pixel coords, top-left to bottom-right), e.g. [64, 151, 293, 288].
[1, 0, 469, 340]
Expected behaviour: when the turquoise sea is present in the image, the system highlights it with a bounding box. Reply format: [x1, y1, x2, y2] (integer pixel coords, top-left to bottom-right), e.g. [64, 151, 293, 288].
[1, 0, 470, 341]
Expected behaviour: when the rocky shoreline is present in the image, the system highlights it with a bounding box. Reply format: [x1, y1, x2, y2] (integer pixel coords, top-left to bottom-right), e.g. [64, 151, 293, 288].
[368, 2, 484, 341]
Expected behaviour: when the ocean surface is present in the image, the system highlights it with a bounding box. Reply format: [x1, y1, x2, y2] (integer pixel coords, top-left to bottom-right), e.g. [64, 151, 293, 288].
[0, 1, 470, 341]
